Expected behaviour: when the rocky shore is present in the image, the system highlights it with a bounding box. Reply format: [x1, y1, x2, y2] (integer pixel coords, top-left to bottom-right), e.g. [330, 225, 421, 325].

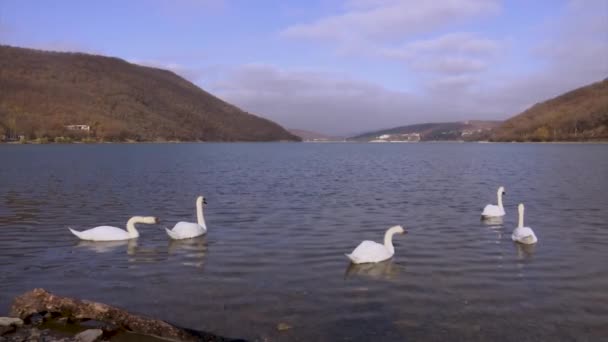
[1, 289, 245, 342]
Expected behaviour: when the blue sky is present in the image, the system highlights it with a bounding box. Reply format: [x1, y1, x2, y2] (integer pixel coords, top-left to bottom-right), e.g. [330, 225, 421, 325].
[1, 0, 607, 135]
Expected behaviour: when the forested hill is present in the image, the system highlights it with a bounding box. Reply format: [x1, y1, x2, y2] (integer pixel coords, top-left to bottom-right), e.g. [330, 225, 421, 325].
[0, 45, 299, 142]
[491, 79, 608, 141]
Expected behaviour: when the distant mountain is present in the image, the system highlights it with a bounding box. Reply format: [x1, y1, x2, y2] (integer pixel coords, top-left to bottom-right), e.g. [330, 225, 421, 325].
[288, 129, 341, 141]
[0, 45, 300, 142]
[350, 120, 501, 142]
[492, 79, 608, 141]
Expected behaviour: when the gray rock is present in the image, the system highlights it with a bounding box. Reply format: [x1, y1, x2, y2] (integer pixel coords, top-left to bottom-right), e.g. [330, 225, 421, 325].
[0, 318, 24, 328]
[74, 329, 103, 342]
[0, 326, 16, 336]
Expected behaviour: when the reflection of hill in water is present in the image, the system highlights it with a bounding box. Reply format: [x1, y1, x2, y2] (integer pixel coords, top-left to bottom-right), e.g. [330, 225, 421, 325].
[0, 191, 44, 225]
[344, 260, 403, 281]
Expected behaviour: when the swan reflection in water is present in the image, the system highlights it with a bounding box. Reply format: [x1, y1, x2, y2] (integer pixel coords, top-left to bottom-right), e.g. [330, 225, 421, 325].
[76, 239, 165, 263]
[344, 259, 403, 281]
[481, 216, 504, 226]
[515, 242, 536, 260]
[76, 239, 138, 254]
[167, 237, 208, 268]
[75, 237, 208, 267]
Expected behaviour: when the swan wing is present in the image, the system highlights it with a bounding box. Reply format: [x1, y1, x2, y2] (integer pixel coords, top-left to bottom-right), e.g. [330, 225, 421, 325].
[166, 221, 206, 240]
[346, 240, 392, 264]
[69, 226, 131, 241]
[512, 227, 538, 244]
[482, 204, 505, 217]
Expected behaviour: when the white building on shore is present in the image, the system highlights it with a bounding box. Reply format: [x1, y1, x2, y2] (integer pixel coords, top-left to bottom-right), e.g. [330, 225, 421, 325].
[66, 125, 91, 131]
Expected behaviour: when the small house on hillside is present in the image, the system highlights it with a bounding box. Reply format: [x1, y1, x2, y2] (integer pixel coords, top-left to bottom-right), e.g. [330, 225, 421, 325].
[66, 125, 91, 131]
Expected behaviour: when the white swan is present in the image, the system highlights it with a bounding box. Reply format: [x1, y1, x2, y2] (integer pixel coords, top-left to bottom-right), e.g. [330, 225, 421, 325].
[512, 203, 538, 244]
[481, 186, 506, 218]
[346, 225, 406, 264]
[165, 196, 207, 240]
[69, 216, 159, 241]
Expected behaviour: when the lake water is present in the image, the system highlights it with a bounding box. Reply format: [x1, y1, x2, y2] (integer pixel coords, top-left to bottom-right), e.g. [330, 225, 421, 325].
[1, 143, 607, 341]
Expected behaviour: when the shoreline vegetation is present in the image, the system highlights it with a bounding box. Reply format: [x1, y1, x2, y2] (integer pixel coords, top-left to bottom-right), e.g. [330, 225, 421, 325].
[0, 138, 301, 144]
[2, 138, 607, 145]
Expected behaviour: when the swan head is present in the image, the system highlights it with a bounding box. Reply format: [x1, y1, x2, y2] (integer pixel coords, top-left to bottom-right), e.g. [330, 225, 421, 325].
[197, 196, 208, 206]
[518, 203, 524, 212]
[389, 225, 406, 234]
[141, 216, 159, 224]
[498, 186, 506, 195]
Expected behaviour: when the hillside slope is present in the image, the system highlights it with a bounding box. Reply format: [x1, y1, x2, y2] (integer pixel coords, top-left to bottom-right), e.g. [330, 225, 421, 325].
[350, 121, 500, 141]
[492, 79, 608, 141]
[0, 45, 299, 142]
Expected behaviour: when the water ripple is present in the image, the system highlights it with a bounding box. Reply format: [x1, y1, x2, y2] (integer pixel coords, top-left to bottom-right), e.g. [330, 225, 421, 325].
[0, 143, 607, 341]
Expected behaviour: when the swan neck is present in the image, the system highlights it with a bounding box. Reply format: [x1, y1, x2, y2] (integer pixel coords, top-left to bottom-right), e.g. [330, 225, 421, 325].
[196, 200, 206, 227]
[518, 206, 524, 228]
[384, 228, 398, 254]
[126, 217, 141, 238]
[497, 190, 503, 209]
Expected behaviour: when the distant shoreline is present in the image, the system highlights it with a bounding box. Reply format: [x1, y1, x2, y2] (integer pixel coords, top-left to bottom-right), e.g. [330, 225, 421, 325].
[0, 140, 302, 145]
[3, 140, 607, 145]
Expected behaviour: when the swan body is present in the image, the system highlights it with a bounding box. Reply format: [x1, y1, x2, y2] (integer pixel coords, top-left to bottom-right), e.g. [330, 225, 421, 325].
[512, 203, 537, 244]
[346, 226, 406, 264]
[165, 196, 207, 240]
[482, 186, 506, 218]
[69, 216, 159, 241]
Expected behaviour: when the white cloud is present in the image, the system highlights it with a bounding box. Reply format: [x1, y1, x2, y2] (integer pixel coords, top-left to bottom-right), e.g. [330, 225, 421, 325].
[209, 64, 482, 136]
[415, 57, 487, 74]
[381, 33, 502, 76]
[281, 0, 501, 43]
[382, 32, 500, 58]
[281, 3, 504, 90]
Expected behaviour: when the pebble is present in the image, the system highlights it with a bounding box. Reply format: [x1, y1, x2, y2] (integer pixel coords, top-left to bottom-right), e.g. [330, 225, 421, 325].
[74, 329, 103, 342]
[276, 322, 291, 331]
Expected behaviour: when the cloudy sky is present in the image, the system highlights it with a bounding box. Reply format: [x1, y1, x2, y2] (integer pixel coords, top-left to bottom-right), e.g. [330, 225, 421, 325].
[1, 0, 607, 135]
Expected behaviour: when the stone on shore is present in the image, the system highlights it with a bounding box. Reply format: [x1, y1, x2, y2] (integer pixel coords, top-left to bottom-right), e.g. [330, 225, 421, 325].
[0, 318, 24, 327]
[74, 329, 103, 342]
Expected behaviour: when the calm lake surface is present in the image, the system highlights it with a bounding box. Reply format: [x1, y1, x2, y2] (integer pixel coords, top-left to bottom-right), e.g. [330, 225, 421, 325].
[1, 143, 607, 341]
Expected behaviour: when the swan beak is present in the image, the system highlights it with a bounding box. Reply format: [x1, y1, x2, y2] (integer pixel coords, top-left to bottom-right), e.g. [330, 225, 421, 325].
[503, 192, 506, 195]
[401, 230, 408, 234]
[203, 198, 208, 205]
[154, 217, 160, 224]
